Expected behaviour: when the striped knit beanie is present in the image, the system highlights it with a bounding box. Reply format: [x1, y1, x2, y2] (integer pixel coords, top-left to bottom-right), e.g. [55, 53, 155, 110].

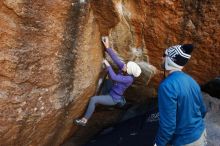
[164, 44, 194, 70]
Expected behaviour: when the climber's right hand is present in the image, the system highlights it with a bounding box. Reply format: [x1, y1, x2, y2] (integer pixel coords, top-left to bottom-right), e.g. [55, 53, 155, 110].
[101, 36, 110, 48]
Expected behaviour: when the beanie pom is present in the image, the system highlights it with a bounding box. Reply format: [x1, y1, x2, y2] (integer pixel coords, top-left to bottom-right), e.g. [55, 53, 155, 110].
[181, 44, 194, 54]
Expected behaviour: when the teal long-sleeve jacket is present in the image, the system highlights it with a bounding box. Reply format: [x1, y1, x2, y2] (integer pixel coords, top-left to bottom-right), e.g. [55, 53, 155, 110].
[155, 71, 206, 146]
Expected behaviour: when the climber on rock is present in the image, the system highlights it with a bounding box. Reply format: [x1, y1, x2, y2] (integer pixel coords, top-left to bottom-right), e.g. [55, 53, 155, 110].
[154, 44, 207, 146]
[74, 36, 142, 126]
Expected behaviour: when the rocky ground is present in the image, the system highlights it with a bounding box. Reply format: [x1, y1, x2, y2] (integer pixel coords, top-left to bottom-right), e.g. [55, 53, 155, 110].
[204, 93, 220, 146]
[63, 93, 220, 146]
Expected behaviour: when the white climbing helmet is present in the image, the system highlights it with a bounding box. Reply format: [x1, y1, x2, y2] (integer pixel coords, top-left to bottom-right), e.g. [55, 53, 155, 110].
[126, 61, 141, 77]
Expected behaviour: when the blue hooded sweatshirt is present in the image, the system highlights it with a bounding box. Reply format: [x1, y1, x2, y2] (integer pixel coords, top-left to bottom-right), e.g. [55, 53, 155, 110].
[155, 71, 206, 146]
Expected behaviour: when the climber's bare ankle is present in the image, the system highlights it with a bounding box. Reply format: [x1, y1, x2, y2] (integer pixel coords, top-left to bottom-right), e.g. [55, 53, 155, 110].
[81, 117, 88, 123]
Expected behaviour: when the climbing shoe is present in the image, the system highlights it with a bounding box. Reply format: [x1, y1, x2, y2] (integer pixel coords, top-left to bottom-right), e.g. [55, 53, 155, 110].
[74, 119, 87, 126]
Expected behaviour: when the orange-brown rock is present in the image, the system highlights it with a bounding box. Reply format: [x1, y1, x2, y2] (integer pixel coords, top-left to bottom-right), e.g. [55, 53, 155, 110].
[0, 0, 219, 146]
[0, 1, 102, 145]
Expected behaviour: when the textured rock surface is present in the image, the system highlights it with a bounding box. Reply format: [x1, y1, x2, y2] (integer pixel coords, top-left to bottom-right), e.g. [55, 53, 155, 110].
[143, 0, 220, 87]
[0, 0, 219, 146]
[203, 93, 220, 146]
[0, 0, 102, 145]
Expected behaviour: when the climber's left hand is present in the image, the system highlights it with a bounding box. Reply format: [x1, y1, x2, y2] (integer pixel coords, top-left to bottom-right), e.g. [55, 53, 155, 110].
[103, 59, 110, 67]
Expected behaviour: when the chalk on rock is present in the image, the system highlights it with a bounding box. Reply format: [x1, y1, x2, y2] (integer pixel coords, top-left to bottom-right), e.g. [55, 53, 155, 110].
[79, 0, 86, 3]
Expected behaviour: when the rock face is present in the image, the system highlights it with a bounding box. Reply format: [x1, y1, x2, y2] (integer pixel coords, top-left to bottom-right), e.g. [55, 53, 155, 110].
[0, 0, 102, 145]
[0, 0, 219, 146]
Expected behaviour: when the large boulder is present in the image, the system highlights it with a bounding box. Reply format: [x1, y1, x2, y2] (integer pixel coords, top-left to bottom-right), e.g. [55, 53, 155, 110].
[0, 1, 103, 145]
[0, 0, 219, 145]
